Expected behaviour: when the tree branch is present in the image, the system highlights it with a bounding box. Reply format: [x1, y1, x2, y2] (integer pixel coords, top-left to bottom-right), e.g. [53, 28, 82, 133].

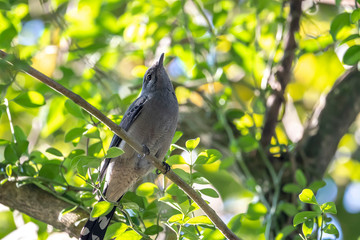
[296, 68, 360, 181]
[260, 0, 302, 147]
[0, 177, 88, 238]
[0, 50, 240, 240]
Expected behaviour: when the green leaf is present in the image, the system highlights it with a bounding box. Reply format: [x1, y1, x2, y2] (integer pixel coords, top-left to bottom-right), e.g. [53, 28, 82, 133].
[1, 178, 8, 185]
[278, 202, 298, 216]
[293, 211, 320, 226]
[238, 134, 258, 152]
[65, 127, 86, 143]
[172, 131, 183, 144]
[246, 202, 268, 220]
[167, 155, 186, 165]
[83, 126, 100, 139]
[39, 161, 62, 180]
[60, 205, 78, 215]
[282, 183, 302, 194]
[275, 225, 295, 240]
[295, 169, 307, 188]
[0, 24, 17, 49]
[14, 126, 27, 141]
[65, 99, 85, 119]
[116, 229, 141, 240]
[168, 214, 188, 224]
[4, 143, 18, 163]
[106, 147, 124, 158]
[351, 8, 360, 23]
[172, 168, 190, 183]
[226, 109, 245, 120]
[136, 182, 159, 197]
[343, 45, 360, 65]
[299, 189, 318, 205]
[186, 137, 200, 151]
[195, 149, 222, 164]
[227, 213, 243, 233]
[321, 202, 337, 214]
[46, 147, 63, 157]
[323, 223, 339, 238]
[75, 156, 100, 176]
[340, 34, 360, 45]
[144, 225, 164, 235]
[88, 141, 103, 156]
[5, 164, 12, 177]
[308, 180, 326, 192]
[330, 12, 351, 40]
[122, 202, 140, 211]
[90, 201, 114, 218]
[104, 222, 128, 240]
[0, 0, 11, 10]
[199, 188, 219, 198]
[13, 91, 45, 108]
[192, 176, 210, 185]
[302, 218, 314, 238]
[186, 215, 213, 226]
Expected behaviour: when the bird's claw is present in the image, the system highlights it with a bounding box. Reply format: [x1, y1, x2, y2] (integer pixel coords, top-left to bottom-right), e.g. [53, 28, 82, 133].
[142, 144, 150, 156]
[156, 161, 171, 175]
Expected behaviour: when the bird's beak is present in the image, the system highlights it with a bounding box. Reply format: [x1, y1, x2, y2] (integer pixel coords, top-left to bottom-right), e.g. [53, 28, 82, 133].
[158, 53, 164, 67]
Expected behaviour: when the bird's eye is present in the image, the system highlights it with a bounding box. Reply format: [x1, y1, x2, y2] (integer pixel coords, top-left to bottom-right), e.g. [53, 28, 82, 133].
[146, 74, 152, 81]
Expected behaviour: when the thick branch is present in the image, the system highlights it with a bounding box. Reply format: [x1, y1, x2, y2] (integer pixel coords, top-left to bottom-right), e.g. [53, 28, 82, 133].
[0, 177, 88, 237]
[296, 68, 360, 181]
[0, 50, 240, 240]
[260, 0, 302, 147]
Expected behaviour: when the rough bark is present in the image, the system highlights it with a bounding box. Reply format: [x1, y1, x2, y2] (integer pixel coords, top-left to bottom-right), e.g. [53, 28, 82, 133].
[296, 68, 360, 181]
[0, 178, 88, 238]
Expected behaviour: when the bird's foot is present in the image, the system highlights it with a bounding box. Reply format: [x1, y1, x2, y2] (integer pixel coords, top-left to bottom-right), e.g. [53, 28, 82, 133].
[156, 161, 171, 175]
[142, 144, 150, 156]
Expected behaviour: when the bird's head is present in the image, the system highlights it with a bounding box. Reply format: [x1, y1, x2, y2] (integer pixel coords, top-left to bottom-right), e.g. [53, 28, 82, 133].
[141, 53, 173, 94]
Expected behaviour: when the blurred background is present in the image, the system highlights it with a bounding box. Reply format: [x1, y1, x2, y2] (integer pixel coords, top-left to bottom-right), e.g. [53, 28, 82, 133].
[1, 0, 360, 239]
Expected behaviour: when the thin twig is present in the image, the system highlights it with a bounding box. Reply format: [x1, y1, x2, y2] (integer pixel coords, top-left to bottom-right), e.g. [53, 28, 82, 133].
[0, 50, 241, 240]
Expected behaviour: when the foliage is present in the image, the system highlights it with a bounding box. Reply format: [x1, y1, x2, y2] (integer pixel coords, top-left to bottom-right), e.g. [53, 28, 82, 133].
[1, 0, 360, 239]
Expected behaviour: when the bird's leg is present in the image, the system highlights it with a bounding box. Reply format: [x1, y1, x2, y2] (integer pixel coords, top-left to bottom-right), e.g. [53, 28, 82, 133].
[156, 161, 171, 175]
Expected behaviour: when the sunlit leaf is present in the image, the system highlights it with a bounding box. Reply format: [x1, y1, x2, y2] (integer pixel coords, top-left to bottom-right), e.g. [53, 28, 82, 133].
[186, 215, 213, 226]
[13, 91, 45, 108]
[167, 155, 186, 165]
[104, 222, 128, 240]
[321, 202, 337, 214]
[323, 223, 339, 238]
[60, 205, 78, 216]
[106, 147, 124, 158]
[330, 12, 351, 40]
[186, 138, 200, 151]
[299, 189, 318, 205]
[90, 201, 114, 218]
[136, 182, 159, 197]
[246, 202, 268, 220]
[302, 218, 314, 238]
[195, 149, 222, 165]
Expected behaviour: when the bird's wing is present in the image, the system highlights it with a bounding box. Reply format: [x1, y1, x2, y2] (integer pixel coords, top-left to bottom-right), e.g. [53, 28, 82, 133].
[97, 95, 148, 183]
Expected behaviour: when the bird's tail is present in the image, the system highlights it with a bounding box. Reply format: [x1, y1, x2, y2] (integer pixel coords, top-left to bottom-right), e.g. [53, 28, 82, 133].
[79, 205, 116, 240]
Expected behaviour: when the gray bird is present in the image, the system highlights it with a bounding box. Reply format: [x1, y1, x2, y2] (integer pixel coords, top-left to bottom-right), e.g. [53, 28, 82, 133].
[79, 53, 178, 240]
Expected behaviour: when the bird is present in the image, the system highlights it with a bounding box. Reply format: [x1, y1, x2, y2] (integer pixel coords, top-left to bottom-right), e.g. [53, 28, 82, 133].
[79, 53, 178, 240]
